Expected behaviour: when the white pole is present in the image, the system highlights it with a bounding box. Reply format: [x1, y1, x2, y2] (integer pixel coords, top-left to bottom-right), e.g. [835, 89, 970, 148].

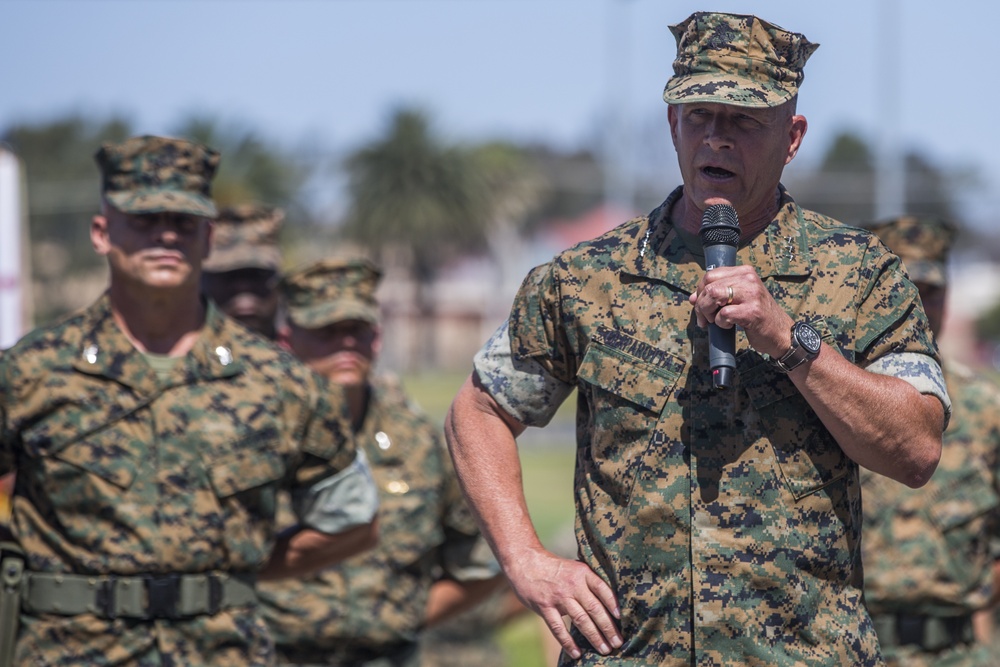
[0, 148, 25, 349]
[875, 0, 905, 220]
[604, 0, 635, 225]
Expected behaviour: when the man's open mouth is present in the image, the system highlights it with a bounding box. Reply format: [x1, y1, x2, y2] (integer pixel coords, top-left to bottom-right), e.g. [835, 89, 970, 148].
[702, 166, 734, 178]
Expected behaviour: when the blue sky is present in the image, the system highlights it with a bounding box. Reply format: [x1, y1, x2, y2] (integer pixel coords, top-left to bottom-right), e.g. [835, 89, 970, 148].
[2, 0, 997, 227]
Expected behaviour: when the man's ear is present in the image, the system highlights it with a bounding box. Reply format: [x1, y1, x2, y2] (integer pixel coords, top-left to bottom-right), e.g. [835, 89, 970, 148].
[785, 115, 808, 165]
[202, 219, 214, 260]
[667, 104, 680, 148]
[91, 214, 111, 256]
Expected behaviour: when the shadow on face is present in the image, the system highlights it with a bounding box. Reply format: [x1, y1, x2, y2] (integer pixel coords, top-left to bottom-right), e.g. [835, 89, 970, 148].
[201, 267, 279, 338]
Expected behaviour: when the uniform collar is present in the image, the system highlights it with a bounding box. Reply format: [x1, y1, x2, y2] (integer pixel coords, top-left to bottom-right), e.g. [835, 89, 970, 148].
[626, 185, 813, 293]
[71, 293, 243, 396]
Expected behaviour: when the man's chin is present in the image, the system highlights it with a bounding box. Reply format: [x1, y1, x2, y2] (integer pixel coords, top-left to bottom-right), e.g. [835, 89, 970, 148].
[328, 370, 364, 387]
[703, 196, 734, 208]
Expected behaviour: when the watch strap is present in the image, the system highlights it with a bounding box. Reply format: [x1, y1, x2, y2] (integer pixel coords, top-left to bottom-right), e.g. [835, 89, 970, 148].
[772, 322, 818, 373]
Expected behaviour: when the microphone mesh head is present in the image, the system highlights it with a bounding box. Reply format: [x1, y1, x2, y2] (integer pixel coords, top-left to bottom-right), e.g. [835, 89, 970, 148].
[699, 204, 740, 246]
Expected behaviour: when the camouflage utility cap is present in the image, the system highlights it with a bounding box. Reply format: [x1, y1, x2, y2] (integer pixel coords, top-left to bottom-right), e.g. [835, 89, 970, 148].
[203, 203, 284, 273]
[663, 12, 818, 108]
[280, 258, 382, 328]
[869, 216, 958, 287]
[95, 135, 219, 218]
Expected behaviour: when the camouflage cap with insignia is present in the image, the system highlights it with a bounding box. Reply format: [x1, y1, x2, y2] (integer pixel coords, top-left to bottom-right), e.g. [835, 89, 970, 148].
[279, 258, 383, 328]
[663, 12, 819, 108]
[203, 203, 284, 273]
[869, 216, 958, 287]
[95, 135, 220, 218]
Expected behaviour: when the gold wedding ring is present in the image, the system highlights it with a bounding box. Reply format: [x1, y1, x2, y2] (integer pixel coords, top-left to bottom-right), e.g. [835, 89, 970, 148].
[726, 285, 734, 306]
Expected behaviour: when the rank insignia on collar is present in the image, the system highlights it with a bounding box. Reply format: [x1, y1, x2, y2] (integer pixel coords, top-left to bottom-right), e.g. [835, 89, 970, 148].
[783, 236, 796, 261]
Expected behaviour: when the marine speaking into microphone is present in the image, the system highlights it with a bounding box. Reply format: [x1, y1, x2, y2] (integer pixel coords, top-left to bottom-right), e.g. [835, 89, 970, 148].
[699, 203, 740, 389]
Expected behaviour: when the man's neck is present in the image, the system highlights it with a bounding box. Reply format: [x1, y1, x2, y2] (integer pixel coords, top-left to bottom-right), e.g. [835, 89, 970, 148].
[345, 383, 371, 433]
[108, 283, 206, 356]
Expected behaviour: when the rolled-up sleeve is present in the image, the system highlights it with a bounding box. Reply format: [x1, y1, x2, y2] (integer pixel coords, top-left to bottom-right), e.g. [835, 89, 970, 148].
[473, 320, 574, 428]
[866, 351, 952, 428]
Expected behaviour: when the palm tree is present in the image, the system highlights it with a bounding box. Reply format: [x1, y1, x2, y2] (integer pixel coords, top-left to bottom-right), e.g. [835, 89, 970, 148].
[172, 115, 308, 213]
[341, 108, 494, 370]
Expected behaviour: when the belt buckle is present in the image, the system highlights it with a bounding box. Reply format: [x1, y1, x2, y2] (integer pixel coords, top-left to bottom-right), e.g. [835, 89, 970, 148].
[896, 614, 926, 647]
[144, 574, 181, 620]
[94, 578, 117, 620]
[207, 574, 223, 615]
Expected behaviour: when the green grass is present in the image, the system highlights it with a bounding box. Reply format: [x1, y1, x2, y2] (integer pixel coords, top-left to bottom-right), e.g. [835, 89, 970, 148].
[399, 370, 577, 426]
[398, 371, 470, 422]
[402, 371, 578, 666]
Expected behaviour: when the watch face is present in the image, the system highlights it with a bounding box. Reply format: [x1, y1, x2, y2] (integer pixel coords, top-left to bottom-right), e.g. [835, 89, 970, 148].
[794, 322, 822, 355]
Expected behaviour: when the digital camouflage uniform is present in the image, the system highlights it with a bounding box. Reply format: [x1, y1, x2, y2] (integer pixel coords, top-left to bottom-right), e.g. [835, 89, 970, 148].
[258, 259, 498, 667]
[0, 297, 363, 666]
[862, 216, 1000, 666]
[474, 186, 948, 666]
[0, 136, 377, 666]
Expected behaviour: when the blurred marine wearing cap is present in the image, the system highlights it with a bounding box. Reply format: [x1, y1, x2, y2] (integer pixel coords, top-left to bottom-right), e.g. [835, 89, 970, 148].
[862, 217, 1000, 666]
[0, 135, 379, 666]
[201, 202, 285, 340]
[258, 257, 506, 667]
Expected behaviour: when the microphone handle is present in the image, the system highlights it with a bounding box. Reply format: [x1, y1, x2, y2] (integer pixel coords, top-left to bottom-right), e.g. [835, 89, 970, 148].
[704, 243, 737, 389]
[709, 324, 736, 389]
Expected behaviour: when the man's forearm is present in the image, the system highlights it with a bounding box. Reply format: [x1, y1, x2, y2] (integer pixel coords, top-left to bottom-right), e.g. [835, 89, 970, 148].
[444, 375, 541, 571]
[790, 344, 943, 488]
[258, 520, 378, 581]
[424, 574, 509, 627]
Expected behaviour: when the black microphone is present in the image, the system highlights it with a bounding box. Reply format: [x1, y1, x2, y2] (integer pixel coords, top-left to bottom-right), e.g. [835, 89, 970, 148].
[698, 204, 740, 389]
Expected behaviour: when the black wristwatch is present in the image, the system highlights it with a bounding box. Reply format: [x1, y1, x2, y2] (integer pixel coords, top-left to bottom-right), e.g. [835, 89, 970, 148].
[772, 321, 822, 373]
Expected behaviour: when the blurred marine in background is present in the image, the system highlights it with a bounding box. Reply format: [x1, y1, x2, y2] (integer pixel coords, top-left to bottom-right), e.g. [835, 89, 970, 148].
[258, 258, 507, 667]
[0, 135, 379, 666]
[201, 202, 285, 340]
[862, 216, 1000, 667]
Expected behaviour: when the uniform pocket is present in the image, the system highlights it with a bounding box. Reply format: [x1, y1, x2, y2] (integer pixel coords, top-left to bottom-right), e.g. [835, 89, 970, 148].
[740, 320, 851, 500]
[208, 426, 287, 498]
[21, 405, 142, 490]
[577, 326, 684, 506]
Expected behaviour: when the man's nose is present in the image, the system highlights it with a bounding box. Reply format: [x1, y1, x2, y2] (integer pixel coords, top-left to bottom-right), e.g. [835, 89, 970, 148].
[154, 221, 182, 243]
[704, 117, 733, 150]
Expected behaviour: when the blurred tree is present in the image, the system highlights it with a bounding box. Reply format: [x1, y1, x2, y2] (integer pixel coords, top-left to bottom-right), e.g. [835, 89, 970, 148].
[3, 115, 132, 266]
[341, 108, 542, 370]
[517, 145, 605, 230]
[790, 129, 961, 226]
[790, 131, 876, 225]
[904, 152, 960, 221]
[473, 140, 545, 295]
[975, 300, 1000, 345]
[172, 115, 309, 216]
[2, 115, 133, 323]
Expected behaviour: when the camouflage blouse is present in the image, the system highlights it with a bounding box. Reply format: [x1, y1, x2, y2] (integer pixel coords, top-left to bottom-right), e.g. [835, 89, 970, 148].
[0, 294, 359, 666]
[475, 186, 946, 666]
